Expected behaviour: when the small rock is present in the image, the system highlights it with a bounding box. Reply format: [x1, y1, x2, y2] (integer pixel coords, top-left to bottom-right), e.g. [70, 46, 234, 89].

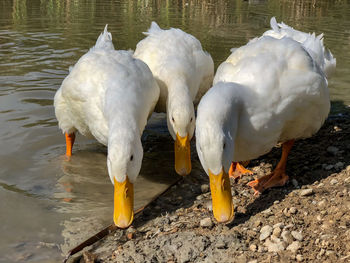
[318, 248, 326, 257]
[273, 222, 284, 229]
[262, 208, 272, 214]
[254, 220, 262, 228]
[281, 230, 294, 244]
[300, 189, 314, 196]
[287, 241, 301, 253]
[289, 207, 297, 214]
[291, 231, 303, 241]
[265, 238, 286, 252]
[325, 164, 334, 171]
[296, 254, 304, 261]
[201, 184, 209, 193]
[330, 179, 338, 185]
[334, 162, 344, 170]
[285, 223, 294, 229]
[200, 217, 213, 228]
[205, 201, 213, 211]
[318, 200, 327, 207]
[317, 183, 325, 188]
[292, 179, 299, 187]
[196, 195, 203, 200]
[326, 250, 335, 256]
[248, 260, 258, 263]
[215, 239, 226, 249]
[260, 225, 273, 241]
[326, 146, 339, 155]
[249, 244, 257, 252]
[272, 227, 281, 238]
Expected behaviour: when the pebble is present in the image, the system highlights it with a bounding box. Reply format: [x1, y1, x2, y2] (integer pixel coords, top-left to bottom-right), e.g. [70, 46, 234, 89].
[289, 207, 297, 214]
[205, 201, 213, 211]
[215, 239, 226, 249]
[248, 260, 258, 263]
[325, 164, 334, 171]
[265, 238, 286, 252]
[281, 230, 293, 244]
[334, 162, 344, 170]
[318, 200, 327, 207]
[273, 222, 284, 229]
[296, 254, 304, 261]
[200, 217, 213, 228]
[326, 146, 339, 155]
[254, 220, 262, 227]
[259, 225, 273, 241]
[292, 179, 299, 187]
[330, 179, 338, 185]
[291, 231, 303, 241]
[317, 183, 325, 188]
[300, 189, 314, 196]
[200, 184, 209, 193]
[272, 227, 281, 238]
[249, 244, 257, 252]
[287, 241, 301, 253]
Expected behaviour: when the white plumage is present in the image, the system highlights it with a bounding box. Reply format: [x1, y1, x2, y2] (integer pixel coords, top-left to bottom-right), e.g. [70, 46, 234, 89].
[54, 25, 159, 184]
[197, 35, 330, 176]
[263, 17, 336, 78]
[134, 22, 214, 141]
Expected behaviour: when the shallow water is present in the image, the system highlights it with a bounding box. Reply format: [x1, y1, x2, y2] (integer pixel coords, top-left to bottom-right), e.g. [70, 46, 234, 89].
[0, 0, 349, 262]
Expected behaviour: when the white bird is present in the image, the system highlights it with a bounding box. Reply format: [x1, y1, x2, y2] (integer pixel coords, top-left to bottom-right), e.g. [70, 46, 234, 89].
[54, 25, 160, 228]
[263, 17, 336, 78]
[134, 22, 214, 176]
[196, 35, 331, 223]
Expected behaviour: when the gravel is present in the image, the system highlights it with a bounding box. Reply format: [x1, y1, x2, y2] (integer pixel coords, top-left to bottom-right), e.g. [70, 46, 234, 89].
[84, 115, 350, 263]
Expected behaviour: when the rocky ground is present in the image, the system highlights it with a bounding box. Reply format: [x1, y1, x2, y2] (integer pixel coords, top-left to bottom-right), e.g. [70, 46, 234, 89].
[72, 110, 350, 263]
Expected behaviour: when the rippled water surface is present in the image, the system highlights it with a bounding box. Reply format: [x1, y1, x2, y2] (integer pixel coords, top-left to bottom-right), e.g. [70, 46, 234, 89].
[0, 0, 349, 262]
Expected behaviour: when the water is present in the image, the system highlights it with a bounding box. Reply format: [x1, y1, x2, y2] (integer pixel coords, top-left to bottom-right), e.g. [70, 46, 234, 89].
[0, 0, 349, 262]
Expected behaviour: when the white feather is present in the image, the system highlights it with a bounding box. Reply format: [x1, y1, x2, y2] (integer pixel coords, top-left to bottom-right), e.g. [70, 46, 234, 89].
[54, 25, 160, 184]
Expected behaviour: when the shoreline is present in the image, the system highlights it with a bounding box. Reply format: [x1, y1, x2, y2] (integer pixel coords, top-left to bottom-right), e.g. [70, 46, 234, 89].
[71, 111, 350, 263]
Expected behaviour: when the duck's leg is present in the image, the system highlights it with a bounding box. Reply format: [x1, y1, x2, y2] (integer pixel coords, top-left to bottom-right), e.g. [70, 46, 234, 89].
[65, 132, 75, 156]
[247, 140, 294, 195]
[229, 161, 253, 181]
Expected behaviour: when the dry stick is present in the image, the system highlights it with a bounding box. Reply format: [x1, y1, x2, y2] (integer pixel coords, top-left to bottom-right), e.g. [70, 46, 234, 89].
[63, 176, 182, 263]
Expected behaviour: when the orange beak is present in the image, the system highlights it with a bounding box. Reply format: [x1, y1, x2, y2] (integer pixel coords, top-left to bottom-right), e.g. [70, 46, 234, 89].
[113, 176, 134, 228]
[174, 133, 191, 176]
[209, 168, 234, 223]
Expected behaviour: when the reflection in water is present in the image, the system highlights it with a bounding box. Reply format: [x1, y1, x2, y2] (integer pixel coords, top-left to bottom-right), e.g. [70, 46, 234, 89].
[0, 0, 349, 262]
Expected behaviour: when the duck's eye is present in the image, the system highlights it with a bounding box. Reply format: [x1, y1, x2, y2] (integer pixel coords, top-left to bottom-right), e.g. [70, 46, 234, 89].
[172, 116, 175, 122]
[130, 155, 134, 161]
[223, 143, 226, 149]
[190, 117, 193, 122]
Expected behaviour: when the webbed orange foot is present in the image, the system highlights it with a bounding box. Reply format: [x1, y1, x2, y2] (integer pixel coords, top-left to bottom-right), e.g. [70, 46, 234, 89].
[247, 169, 289, 195]
[229, 162, 253, 182]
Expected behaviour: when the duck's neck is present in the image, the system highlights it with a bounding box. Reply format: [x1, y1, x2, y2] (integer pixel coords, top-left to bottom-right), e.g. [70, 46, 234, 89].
[167, 77, 192, 107]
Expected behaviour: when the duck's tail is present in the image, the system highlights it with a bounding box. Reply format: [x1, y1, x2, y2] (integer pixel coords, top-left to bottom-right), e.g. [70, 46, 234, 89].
[267, 17, 336, 78]
[92, 24, 115, 51]
[143, 21, 162, 36]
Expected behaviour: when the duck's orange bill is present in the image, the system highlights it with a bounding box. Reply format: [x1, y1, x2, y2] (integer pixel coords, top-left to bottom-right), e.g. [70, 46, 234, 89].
[209, 168, 234, 223]
[174, 133, 191, 176]
[113, 177, 134, 228]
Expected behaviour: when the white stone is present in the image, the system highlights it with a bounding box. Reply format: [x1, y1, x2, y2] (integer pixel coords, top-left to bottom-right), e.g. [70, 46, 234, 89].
[200, 217, 213, 228]
[287, 241, 301, 253]
[259, 225, 273, 241]
[291, 231, 303, 241]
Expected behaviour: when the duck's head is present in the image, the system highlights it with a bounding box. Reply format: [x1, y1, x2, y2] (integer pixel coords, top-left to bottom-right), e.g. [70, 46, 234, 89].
[167, 94, 195, 176]
[107, 132, 143, 228]
[195, 88, 235, 223]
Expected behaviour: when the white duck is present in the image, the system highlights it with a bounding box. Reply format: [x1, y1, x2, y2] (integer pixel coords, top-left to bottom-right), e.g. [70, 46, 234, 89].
[134, 22, 214, 176]
[54, 25, 160, 228]
[263, 17, 336, 78]
[196, 35, 331, 223]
